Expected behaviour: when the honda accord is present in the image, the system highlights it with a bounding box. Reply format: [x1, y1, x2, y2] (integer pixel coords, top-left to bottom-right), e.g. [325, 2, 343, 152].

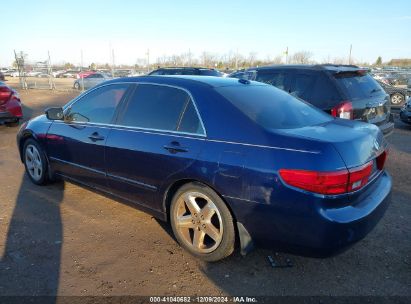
[17, 76, 391, 261]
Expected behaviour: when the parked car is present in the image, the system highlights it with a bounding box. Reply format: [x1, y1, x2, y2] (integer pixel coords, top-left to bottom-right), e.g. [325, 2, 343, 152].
[241, 65, 394, 136]
[2, 69, 17, 76]
[0, 82, 22, 126]
[10, 71, 20, 77]
[26, 71, 42, 77]
[59, 70, 79, 78]
[376, 80, 410, 106]
[51, 70, 66, 78]
[400, 98, 411, 125]
[76, 70, 96, 79]
[73, 72, 111, 90]
[148, 67, 223, 77]
[17, 76, 391, 261]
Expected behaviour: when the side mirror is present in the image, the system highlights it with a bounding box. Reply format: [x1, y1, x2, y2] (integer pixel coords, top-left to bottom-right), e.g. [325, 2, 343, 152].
[45, 107, 64, 120]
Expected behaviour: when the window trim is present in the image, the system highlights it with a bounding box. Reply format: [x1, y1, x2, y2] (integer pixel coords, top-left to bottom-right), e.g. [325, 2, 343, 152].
[63, 81, 207, 138]
[115, 82, 207, 137]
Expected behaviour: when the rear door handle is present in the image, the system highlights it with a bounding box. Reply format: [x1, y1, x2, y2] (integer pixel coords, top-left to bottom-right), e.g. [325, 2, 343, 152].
[88, 132, 105, 142]
[163, 141, 188, 153]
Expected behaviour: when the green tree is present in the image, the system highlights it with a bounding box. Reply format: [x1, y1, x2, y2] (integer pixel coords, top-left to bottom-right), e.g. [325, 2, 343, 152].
[375, 56, 382, 66]
[64, 62, 74, 69]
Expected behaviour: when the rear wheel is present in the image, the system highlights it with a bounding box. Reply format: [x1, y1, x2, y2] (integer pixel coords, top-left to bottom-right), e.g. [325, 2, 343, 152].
[23, 139, 48, 185]
[391, 93, 405, 106]
[74, 82, 80, 90]
[170, 183, 235, 262]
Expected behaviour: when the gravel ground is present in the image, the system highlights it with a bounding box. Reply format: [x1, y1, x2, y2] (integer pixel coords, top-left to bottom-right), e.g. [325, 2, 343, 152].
[0, 88, 410, 299]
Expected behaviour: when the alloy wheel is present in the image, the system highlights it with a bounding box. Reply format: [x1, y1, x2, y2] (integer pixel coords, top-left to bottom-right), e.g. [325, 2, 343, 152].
[174, 191, 223, 253]
[25, 144, 43, 182]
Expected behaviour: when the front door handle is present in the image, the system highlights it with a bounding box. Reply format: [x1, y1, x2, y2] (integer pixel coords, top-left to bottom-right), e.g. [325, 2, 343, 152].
[163, 141, 188, 154]
[88, 132, 105, 142]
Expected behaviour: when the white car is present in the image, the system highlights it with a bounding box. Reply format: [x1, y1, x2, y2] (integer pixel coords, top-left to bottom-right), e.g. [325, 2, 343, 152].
[26, 71, 42, 77]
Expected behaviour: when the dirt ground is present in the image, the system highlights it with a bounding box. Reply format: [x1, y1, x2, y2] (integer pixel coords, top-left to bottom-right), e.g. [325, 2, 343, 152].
[0, 87, 410, 299]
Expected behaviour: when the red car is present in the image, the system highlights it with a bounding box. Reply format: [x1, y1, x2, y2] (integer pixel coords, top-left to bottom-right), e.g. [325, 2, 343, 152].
[76, 70, 95, 79]
[0, 82, 22, 126]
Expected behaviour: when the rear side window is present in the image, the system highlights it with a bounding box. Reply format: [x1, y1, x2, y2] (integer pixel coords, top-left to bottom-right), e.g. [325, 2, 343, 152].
[306, 74, 341, 109]
[118, 84, 204, 134]
[256, 71, 286, 90]
[334, 74, 384, 100]
[65, 84, 129, 123]
[216, 85, 332, 129]
[149, 70, 164, 75]
[199, 69, 222, 76]
[290, 73, 317, 101]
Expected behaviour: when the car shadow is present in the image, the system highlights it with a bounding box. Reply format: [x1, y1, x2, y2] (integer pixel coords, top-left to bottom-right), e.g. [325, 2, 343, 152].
[0, 174, 64, 300]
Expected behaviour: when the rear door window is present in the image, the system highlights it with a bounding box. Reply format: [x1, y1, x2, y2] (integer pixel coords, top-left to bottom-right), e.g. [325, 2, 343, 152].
[117, 84, 204, 134]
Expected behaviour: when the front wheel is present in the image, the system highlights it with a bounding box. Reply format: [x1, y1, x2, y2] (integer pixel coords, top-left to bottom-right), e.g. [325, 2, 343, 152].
[73, 82, 81, 90]
[391, 93, 405, 106]
[23, 139, 49, 185]
[170, 183, 235, 262]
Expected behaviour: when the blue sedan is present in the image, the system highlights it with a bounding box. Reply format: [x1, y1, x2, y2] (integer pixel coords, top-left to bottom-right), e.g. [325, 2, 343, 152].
[17, 76, 391, 261]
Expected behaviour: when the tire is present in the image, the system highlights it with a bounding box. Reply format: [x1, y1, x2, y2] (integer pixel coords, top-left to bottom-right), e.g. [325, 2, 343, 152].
[170, 182, 235, 262]
[391, 93, 405, 106]
[74, 82, 80, 90]
[23, 139, 49, 185]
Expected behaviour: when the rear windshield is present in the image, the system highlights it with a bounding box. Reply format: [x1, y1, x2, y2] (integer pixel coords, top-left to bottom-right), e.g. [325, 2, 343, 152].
[334, 73, 384, 100]
[216, 84, 332, 129]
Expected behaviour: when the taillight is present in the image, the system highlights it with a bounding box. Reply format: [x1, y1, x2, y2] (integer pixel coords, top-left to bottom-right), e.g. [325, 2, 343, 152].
[331, 101, 353, 120]
[0, 86, 12, 105]
[279, 161, 373, 195]
[347, 161, 372, 192]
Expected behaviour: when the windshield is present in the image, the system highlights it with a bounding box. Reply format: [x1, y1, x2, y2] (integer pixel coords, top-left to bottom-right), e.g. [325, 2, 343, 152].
[334, 73, 384, 100]
[216, 84, 333, 129]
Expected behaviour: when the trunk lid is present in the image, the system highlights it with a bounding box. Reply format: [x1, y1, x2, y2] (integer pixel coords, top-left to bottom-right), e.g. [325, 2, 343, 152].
[279, 118, 387, 169]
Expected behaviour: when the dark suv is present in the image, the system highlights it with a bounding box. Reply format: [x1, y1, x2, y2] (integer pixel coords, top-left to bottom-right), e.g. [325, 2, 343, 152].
[148, 67, 223, 77]
[240, 65, 394, 136]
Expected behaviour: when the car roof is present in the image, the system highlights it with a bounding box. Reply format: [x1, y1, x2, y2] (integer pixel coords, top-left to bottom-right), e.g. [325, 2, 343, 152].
[156, 67, 217, 70]
[250, 64, 364, 73]
[108, 75, 266, 88]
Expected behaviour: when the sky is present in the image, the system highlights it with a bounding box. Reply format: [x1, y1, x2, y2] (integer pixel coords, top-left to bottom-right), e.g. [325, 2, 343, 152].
[2, 0, 411, 67]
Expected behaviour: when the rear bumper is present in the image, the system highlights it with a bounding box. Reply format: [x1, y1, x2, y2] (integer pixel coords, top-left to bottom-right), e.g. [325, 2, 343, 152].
[226, 171, 392, 257]
[0, 111, 22, 122]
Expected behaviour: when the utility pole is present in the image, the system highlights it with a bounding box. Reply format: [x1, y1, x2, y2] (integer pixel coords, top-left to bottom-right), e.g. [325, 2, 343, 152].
[111, 49, 115, 77]
[146, 49, 150, 72]
[285, 47, 289, 64]
[81, 49, 84, 91]
[47, 51, 55, 90]
[236, 48, 239, 70]
[348, 44, 352, 65]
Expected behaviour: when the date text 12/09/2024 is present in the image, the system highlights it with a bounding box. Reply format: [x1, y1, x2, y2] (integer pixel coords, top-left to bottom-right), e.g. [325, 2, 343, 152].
[149, 296, 258, 303]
